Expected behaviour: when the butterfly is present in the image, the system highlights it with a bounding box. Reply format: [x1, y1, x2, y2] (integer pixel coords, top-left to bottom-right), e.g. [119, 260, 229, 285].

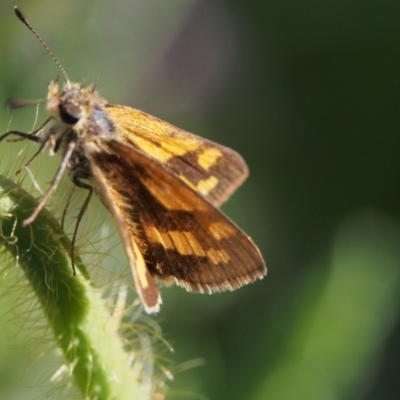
[1, 7, 266, 313]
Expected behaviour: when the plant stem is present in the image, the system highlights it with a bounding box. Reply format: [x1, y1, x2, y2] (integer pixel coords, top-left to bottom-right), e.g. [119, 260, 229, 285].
[0, 175, 149, 399]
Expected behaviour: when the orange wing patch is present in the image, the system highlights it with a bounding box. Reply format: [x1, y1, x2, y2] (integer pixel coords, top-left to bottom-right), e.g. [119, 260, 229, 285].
[86, 138, 266, 298]
[106, 105, 248, 207]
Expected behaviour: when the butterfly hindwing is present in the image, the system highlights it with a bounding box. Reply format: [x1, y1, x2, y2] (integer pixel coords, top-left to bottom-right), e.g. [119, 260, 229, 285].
[86, 138, 265, 299]
[87, 143, 162, 313]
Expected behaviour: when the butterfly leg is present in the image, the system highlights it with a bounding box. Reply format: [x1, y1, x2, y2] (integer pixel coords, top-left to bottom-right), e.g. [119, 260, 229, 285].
[0, 130, 41, 143]
[15, 136, 52, 175]
[0, 116, 51, 143]
[60, 185, 76, 230]
[69, 177, 93, 275]
[23, 140, 76, 226]
[1, 118, 55, 174]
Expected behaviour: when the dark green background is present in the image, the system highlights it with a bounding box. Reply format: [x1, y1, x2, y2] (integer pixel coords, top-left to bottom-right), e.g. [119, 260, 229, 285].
[0, 1, 400, 399]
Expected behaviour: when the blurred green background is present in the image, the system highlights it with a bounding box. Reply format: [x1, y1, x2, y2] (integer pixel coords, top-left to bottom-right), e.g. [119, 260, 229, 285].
[1, 0, 400, 399]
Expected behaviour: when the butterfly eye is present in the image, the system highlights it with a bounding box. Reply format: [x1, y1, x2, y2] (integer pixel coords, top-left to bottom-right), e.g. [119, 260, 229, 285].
[59, 103, 80, 125]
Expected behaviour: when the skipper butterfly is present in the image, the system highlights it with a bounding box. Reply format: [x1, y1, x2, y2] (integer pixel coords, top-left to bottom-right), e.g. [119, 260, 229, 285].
[1, 7, 266, 313]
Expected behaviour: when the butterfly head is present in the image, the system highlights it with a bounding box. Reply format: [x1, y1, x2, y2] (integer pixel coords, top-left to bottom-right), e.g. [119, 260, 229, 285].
[47, 80, 106, 131]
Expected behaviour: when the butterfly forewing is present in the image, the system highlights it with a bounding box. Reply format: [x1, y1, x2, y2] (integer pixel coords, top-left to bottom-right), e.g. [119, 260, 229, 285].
[86, 138, 265, 300]
[106, 105, 248, 207]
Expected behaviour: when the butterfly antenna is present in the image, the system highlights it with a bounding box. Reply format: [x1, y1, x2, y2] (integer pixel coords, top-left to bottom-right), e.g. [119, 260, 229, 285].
[14, 6, 69, 83]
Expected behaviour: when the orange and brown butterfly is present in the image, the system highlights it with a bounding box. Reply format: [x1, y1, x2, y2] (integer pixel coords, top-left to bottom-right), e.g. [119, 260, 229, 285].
[1, 7, 266, 313]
